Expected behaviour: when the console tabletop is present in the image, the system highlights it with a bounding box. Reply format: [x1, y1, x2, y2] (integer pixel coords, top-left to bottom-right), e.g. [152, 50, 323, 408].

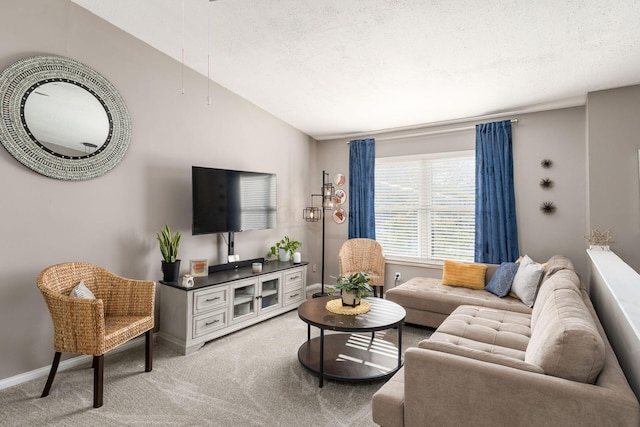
[160, 261, 308, 291]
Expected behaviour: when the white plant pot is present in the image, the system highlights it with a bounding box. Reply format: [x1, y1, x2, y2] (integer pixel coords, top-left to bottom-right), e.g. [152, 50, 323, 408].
[341, 290, 361, 307]
[278, 248, 291, 262]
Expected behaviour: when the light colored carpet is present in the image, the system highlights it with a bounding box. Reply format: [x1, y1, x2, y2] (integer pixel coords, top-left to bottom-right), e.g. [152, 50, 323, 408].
[0, 309, 432, 426]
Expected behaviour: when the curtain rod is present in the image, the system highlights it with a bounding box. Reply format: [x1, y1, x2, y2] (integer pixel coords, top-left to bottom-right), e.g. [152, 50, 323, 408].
[346, 118, 518, 144]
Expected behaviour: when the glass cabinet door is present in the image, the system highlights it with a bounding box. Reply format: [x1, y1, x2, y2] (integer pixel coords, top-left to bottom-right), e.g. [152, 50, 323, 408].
[231, 280, 257, 321]
[260, 276, 280, 311]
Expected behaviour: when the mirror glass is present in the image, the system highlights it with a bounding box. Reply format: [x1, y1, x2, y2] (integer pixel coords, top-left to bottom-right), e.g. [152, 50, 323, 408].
[23, 82, 109, 158]
[0, 55, 131, 180]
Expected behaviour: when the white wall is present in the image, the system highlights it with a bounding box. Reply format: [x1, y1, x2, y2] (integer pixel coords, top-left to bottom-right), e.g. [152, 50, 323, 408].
[0, 0, 314, 380]
[316, 107, 588, 288]
[587, 85, 640, 273]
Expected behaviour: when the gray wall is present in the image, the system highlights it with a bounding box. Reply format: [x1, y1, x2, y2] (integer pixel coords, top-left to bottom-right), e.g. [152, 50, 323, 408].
[587, 85, 640, 272]
[0, 0, 313, 381]
[316, 107, 589, 287]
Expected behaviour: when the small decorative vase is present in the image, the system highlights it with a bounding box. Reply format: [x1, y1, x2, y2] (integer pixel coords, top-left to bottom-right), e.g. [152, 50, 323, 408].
[341, 290, 361, 307]
[278, 248, 291, 262]
[161, 260, 181, 282]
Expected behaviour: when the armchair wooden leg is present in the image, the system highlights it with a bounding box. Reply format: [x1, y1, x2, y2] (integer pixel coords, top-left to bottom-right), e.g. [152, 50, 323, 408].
[145, 329, 153, 372]
[41, 352, 61, 398]
[93, 355, 104, 408]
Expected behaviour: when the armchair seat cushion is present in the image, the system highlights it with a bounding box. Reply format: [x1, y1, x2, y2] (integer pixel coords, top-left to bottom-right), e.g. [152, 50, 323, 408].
[104, 315, 154, 354]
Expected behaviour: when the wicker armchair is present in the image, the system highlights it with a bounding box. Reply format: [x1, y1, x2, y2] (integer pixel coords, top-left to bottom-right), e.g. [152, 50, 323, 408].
[338, 238, 386, 297]
[37, 262, 155, 408]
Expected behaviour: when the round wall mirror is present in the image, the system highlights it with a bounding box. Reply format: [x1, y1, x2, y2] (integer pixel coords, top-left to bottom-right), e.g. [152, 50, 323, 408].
[23, 81, 110, 158]
[0, 55, 131, 180]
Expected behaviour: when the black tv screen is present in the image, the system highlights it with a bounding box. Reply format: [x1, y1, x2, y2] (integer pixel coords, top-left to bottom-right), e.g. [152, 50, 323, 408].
[192, 166, 277, 235]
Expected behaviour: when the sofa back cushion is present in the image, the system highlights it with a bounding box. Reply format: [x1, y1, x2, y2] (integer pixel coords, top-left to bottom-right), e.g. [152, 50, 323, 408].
[510, 255, 545, 307]
[531, 269, 581, 329]
[525, 285, 605, 383]
[485, 262, 519, 297]
[542, 255, 575, 282]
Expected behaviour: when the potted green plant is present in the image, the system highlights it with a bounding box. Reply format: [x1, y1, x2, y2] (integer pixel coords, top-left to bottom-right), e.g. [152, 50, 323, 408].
[268, 235, 301, 262]
[157, 224, 181, 282]
[333, 271, 373, 307]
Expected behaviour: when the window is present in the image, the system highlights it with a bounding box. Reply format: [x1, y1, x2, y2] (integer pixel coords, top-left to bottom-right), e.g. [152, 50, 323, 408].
[375, 152, 475, 263]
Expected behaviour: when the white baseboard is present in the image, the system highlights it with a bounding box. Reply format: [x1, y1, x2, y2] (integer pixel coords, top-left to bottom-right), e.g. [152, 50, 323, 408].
[306, 283, 321, 292]
[0, 335, 146, 391]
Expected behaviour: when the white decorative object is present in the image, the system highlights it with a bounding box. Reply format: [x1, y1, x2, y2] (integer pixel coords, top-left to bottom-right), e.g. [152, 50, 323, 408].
[182, 274, 194, 288]
[293, 251, 302, 263]
[279, 248, 291, 262]
[252, 262, 263, 273]
[341, 290, 360, 307]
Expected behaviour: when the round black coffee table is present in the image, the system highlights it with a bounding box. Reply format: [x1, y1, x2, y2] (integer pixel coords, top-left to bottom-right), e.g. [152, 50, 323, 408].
[297, 296, 406, 387]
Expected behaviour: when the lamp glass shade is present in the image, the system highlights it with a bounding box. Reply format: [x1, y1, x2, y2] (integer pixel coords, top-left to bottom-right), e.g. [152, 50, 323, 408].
[322, 182, 335, 209]
[303, 206, 321, 222]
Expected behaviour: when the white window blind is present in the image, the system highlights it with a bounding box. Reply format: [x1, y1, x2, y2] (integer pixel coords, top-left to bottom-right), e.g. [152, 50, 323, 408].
[375, 152, 475, 263]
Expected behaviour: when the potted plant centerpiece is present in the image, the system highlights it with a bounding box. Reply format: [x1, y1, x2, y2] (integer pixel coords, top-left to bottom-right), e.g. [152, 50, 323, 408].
[268, 235, 301, 262]
[157, 224, 181, 282]
[334, 271, 373, 307]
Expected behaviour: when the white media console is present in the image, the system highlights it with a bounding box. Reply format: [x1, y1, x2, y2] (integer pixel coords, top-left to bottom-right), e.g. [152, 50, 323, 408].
[157, 260, 307, 355]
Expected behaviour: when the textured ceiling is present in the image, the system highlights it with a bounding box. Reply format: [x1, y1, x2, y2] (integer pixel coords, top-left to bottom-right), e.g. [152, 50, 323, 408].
[72, 0, 640, 140]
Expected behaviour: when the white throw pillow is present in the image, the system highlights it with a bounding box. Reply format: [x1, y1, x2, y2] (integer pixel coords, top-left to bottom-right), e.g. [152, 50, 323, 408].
[511, 255, 545, 307]
[69, 281, 96, 299]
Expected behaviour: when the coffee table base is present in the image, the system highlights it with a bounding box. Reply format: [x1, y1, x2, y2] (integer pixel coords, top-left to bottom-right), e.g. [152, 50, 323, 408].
[298, 332, 403, 385]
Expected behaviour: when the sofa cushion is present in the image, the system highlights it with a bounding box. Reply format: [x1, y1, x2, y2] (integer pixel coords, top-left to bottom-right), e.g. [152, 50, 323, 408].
[419, 339, 544, 374]
[69, 281, 96, 299]
[442, 260, 487, 290]
[371, 367, 405, 427]
[542, 254, 575, 282]
[433, 305, 531, 351]
[385, 277, 532, 318]
[531, 269, 581, 329]
[426, 331, 527, 361]
[525, 287, 606, 383]
[511, 255, 545, 307]
[485, 262, 519, 297]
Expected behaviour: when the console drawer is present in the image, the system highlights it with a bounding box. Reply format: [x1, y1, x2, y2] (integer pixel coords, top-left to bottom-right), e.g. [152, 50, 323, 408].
[193, 287, 228, 315]
[284, 269, 303, 291]
[193, 310, 227, 338]
[284, 288, 304, 306]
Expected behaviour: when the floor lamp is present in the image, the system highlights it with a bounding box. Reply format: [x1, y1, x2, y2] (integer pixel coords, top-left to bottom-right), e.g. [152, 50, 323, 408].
[303, 170, 335, 298]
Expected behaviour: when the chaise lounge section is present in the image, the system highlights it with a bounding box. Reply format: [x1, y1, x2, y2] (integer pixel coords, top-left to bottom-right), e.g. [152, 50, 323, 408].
[374, 256, 640, 426]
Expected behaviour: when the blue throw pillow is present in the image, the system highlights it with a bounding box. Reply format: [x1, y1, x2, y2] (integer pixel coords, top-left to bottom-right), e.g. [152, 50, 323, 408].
[485, 262, 519, 297]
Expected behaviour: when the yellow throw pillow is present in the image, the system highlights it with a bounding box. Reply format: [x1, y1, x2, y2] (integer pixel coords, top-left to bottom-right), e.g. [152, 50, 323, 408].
[442, 260, 487, 290]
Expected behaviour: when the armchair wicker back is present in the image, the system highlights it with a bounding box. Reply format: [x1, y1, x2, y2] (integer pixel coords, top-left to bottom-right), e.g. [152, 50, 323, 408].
[338, 238, 386, 297]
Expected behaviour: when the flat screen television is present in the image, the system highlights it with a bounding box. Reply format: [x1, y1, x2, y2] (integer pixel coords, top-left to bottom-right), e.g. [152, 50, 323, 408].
[192, 166, 277, 235]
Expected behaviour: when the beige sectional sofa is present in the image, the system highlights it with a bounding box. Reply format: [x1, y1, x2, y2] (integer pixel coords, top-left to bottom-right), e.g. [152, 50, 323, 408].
[374, 256, 640, 427]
